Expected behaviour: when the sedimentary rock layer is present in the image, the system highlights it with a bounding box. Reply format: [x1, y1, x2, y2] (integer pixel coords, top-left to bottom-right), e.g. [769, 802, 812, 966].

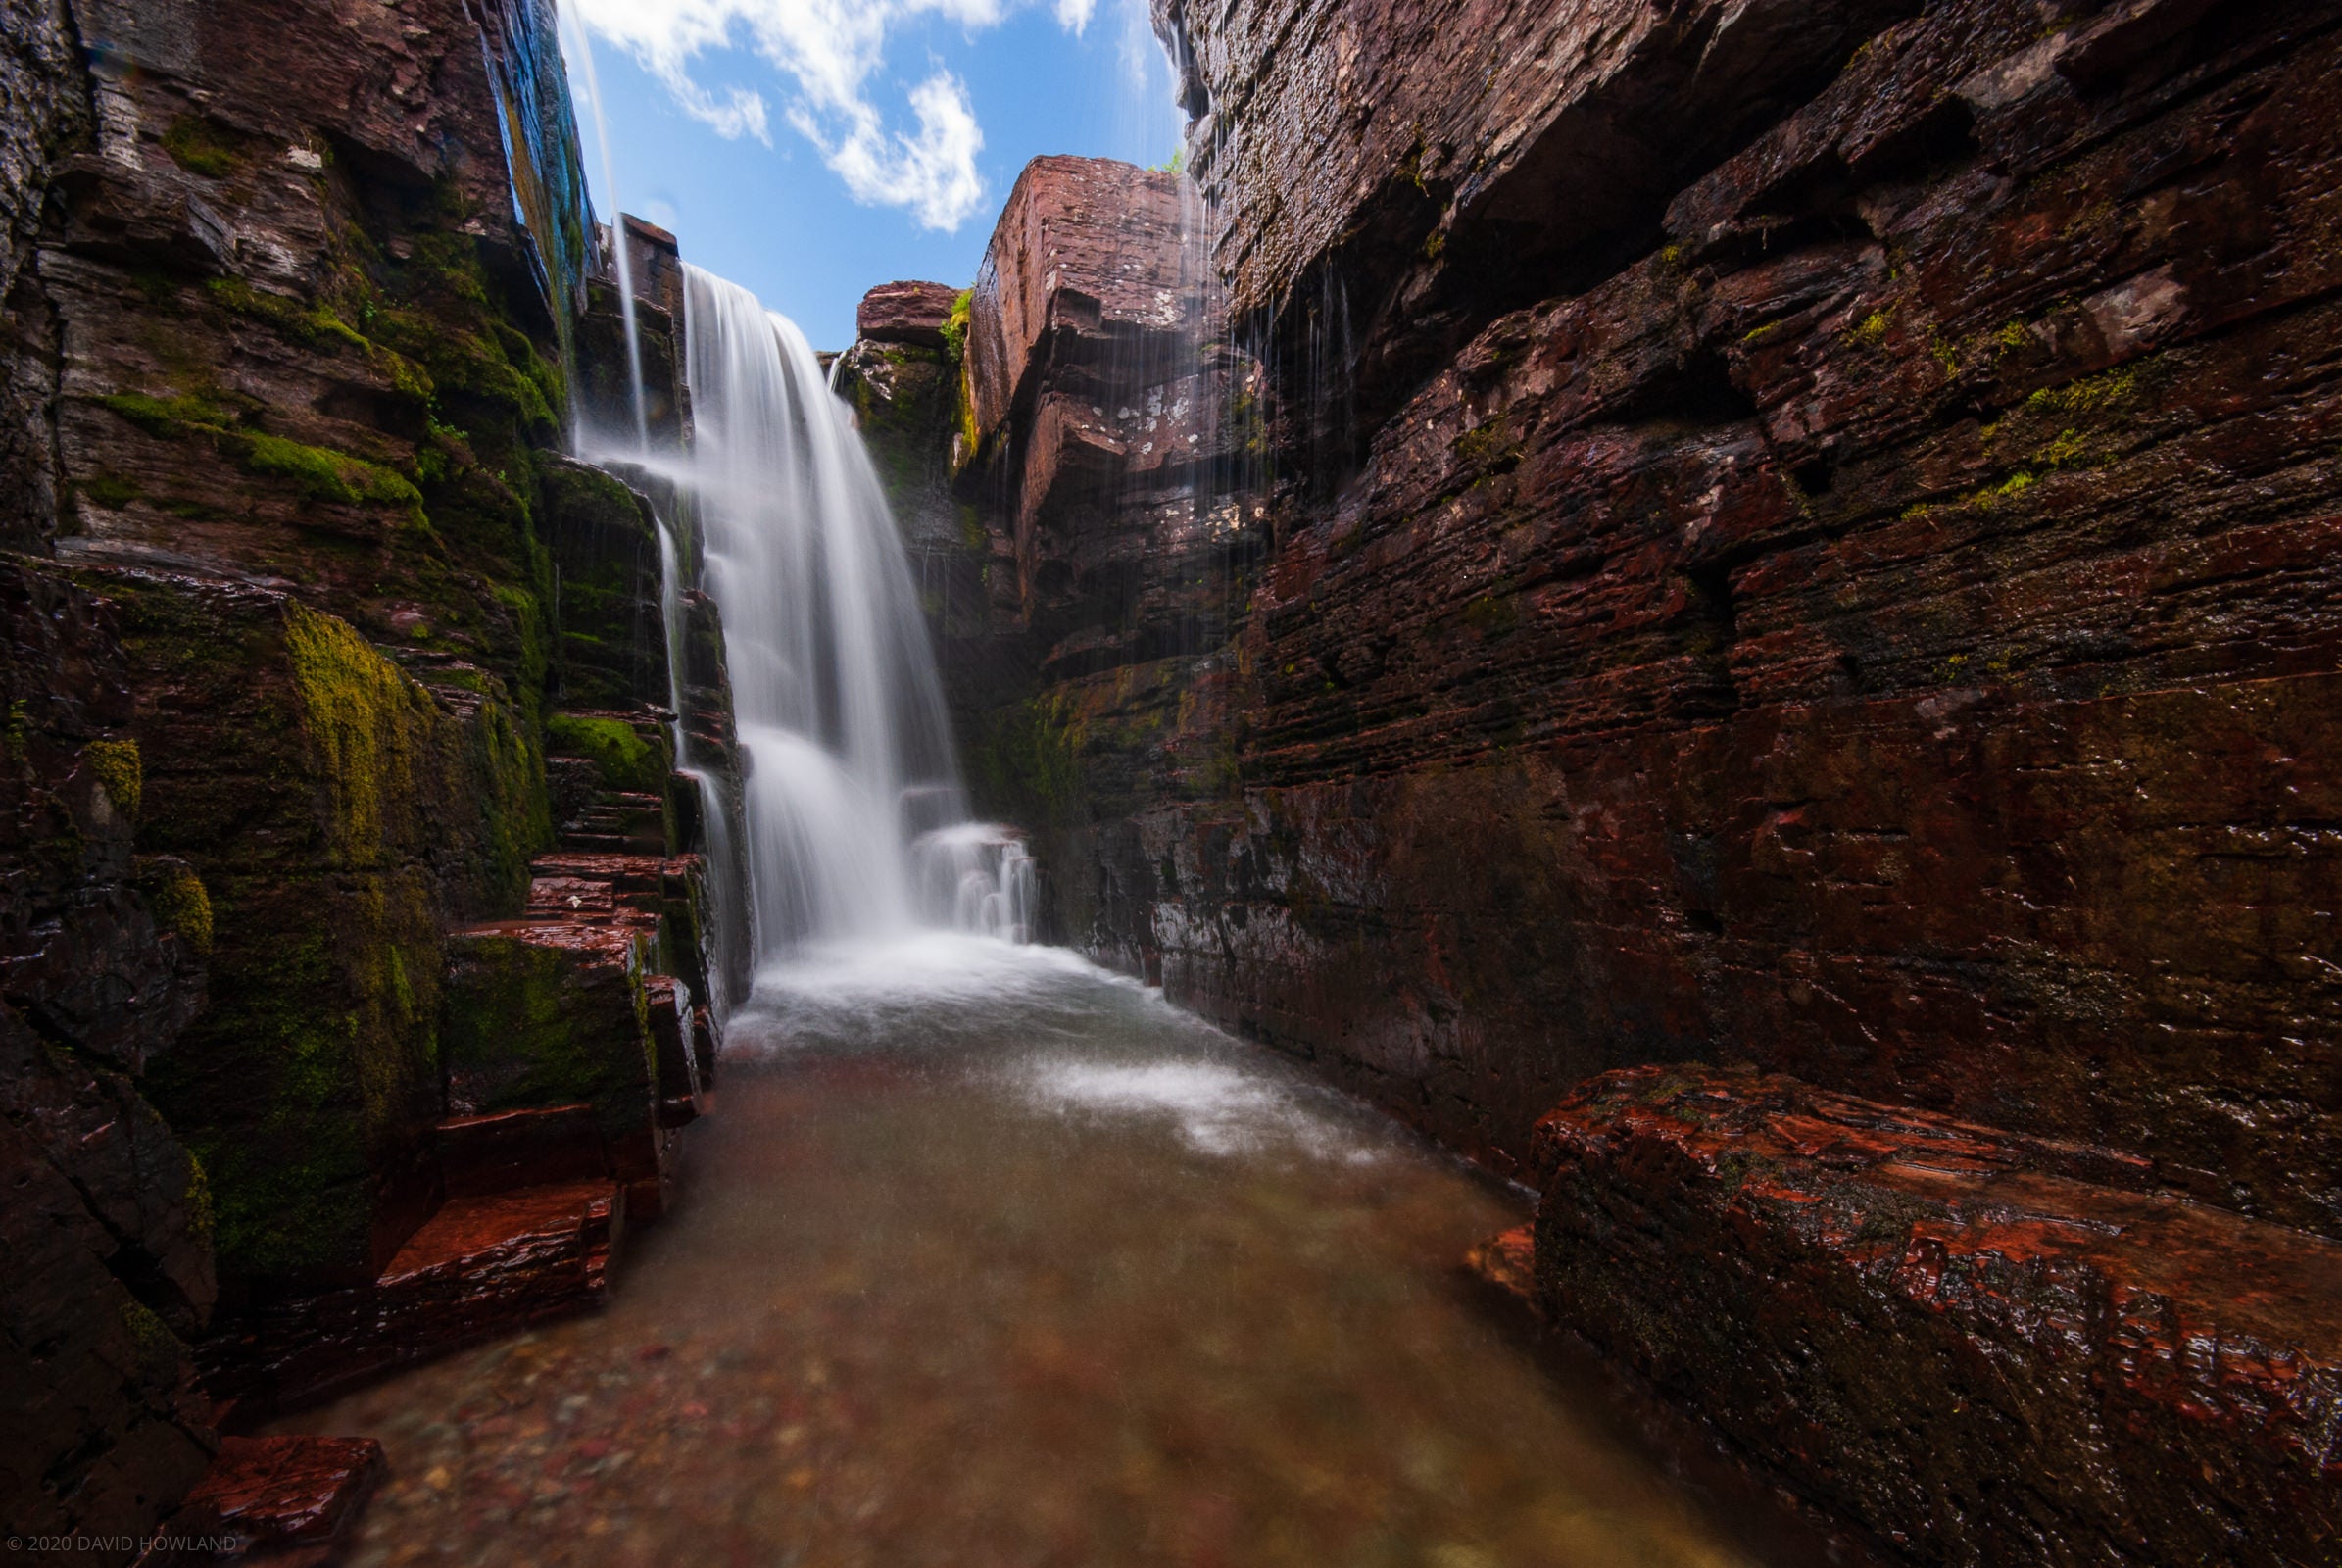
[1529, 1066, 2342, 1567]
[1088, 0, 2342, 1233]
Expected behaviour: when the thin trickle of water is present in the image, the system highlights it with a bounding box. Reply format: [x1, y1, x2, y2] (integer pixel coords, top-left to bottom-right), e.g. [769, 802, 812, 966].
[681, 264, 1031, 960]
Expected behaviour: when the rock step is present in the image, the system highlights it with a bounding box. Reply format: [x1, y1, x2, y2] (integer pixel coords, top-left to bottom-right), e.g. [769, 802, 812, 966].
[1529, 1065, 2342, 1568]
[198, 1181, 620, 1418]
[437, 1103, 605, 1198]
[143, 1434, 383, 1566]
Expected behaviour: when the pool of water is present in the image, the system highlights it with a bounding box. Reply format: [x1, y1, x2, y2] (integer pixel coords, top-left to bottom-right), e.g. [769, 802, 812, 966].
[283, 937, 1806, 1567]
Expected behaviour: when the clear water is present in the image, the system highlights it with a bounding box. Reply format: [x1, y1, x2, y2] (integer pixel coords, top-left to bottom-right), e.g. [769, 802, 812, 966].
[283, 941, 1795, 1568]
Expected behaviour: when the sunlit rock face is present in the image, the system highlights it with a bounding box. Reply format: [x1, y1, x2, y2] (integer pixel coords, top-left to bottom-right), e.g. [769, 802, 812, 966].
[838, 157, 1270, 955]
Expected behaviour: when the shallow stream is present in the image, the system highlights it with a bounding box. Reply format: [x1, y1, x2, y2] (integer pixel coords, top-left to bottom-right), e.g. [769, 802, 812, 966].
[285, 938, 1810, 1567]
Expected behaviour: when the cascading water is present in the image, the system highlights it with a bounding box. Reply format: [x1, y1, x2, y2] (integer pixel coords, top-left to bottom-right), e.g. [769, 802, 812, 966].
[681, 263, 1035, 958]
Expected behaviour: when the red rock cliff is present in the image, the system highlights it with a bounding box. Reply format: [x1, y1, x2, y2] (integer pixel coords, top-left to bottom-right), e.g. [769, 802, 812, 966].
[852, 2, 2342, 1557]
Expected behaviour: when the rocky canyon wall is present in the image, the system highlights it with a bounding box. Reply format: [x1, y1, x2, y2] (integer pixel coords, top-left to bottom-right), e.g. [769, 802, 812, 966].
[849, 0, 2342, 1557]
[0, 0, 737, 1551]
[1125, 0, 2339, 1230]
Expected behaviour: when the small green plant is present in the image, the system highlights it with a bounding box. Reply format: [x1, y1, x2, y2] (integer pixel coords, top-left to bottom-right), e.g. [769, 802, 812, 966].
[162, 116, 242, 178]
[940, 288, 974, 363]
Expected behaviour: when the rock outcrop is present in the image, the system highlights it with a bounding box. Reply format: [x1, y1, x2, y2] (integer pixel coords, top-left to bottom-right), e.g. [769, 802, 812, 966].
[851, 0, 2342, 1558]
[1529, 1066, 2342, 1566]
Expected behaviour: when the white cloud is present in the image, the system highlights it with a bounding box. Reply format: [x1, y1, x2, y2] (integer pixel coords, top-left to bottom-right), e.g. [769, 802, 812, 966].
[570, 0, 1092, 232]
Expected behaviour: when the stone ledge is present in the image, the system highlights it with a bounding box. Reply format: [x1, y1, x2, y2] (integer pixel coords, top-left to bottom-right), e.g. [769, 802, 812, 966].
[1528, 1065, 2342, 1566]
[198, 1182, 618, 1417]
[145, 1434, 383, 1567]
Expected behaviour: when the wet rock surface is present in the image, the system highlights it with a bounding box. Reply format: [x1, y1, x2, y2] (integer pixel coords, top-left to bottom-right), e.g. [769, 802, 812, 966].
[0, 558, 217, 1545]
[930, 0, 2342, 1223]
[1530, 1065, 2342, 1566]
[156, 1434, 385, 1566]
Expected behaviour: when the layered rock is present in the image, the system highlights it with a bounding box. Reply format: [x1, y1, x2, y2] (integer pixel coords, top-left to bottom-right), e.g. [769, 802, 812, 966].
[840, 158, 1270, 940]
[866, 0, 2342, 1557]
[1153, 0, 1923, 460]
[156, 1434, 385, 1566]
[0, 0, 737, 1550]
[1525, 1066, 2342, 1566]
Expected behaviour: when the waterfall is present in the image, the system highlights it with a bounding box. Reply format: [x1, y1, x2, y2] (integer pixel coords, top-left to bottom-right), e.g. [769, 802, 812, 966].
[680, 264, 1035, 957]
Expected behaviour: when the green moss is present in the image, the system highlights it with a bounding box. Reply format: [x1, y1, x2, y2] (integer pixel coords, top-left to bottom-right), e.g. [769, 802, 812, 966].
[545, 713, 664, 794]
[2025, 366, 2137, 416]
[80, 470, 140, 510]
[282, 603, 426, 865]
[99, 390, 423, 520]
[97, 391, 227, 437]
[185, 1153, 214, 1245]
[1845, 309, 1892, 350]
[1454, 415, 1522, 470]
[473, 696, 550, 902]
[161, 116, 242, 178]
[968, 694, 1084, 826]
[234, 431, 425, 516]
[81, 738, 142, 822]
[146, 862, 215, 955]
[441, 932, 653, 1136]
[118, 1298, 183, 1371]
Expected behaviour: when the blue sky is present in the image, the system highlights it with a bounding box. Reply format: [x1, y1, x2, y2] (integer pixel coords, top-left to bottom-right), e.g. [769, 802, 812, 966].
[561, 0, 1186, 351]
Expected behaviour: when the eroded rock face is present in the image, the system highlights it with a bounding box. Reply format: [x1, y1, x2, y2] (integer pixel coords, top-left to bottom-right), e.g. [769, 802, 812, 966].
[880, 4, 2342, 1554]
[0, 558, 216, 1546]
[1152, 0, 1922, 457]
[1072, 0, 2342, 1231]
[1, 0, 732, 1550]
[1529, 1065, 2342, 1567]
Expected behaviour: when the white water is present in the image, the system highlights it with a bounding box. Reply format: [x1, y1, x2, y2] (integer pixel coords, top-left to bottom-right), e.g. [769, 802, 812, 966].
[680, 264, 1035, 962]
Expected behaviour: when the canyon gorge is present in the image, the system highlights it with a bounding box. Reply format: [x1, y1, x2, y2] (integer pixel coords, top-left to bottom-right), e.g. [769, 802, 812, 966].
[2, 0, 2337, 1564]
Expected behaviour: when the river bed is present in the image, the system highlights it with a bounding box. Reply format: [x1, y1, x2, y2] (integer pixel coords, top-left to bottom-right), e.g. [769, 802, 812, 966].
[282, 937, 1811, 1567]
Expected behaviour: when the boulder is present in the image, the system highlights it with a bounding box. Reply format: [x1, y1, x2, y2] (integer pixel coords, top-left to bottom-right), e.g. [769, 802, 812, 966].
[856, 279, 962, 350]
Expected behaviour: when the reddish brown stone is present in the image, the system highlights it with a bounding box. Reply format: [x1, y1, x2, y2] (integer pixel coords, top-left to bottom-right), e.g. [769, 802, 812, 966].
[434, 1104, 603, 1198]
[1152, 0, 1918, 445]
[199, 1181, 620, 1415]
[964, 157, 1203, 450]
[1529, 1065, 2342, 1566]
[1461, 1224, 1537, 1318]
[856, 280, 962, 350]
[161, 1434, 383, 1558]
